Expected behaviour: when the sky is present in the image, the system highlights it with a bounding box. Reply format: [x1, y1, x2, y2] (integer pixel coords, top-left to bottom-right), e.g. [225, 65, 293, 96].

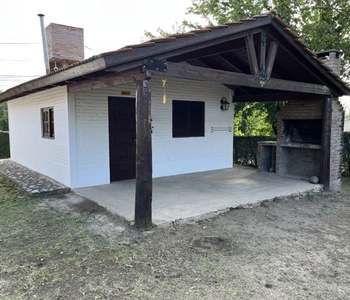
[1, 0, 203, 91]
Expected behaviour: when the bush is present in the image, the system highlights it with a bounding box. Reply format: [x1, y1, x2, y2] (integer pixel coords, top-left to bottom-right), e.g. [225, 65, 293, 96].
[0, 131, 10, 159]
[342, 132, 350, 176]
[234, 136, 276, 167]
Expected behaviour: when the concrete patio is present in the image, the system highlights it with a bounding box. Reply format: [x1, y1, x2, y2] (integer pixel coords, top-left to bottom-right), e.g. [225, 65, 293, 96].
[74, 167, 322, 226]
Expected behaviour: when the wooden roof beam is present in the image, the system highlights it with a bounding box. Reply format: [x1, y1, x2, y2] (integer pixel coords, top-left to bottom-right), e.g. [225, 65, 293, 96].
[234, 92, 327, 102]
[68, 68, 144, 93]
[147, 61, 331, 95]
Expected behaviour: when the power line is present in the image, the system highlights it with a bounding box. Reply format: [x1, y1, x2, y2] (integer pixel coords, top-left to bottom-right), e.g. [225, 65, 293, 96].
[84, 45, 101, 54]
[0, 42, 40, 44]
[0, 75, 43, 78]
[0, 59, 41, 62]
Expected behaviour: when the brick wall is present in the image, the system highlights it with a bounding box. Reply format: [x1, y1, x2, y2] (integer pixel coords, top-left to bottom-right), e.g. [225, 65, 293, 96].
[277, 100, 323, 120]
[279, 147, 321, 177]
[273, 98, 344, 191]
[257, 142, 276, 172]
[275, 100, 323, 178]
[46, 23, 84, 63]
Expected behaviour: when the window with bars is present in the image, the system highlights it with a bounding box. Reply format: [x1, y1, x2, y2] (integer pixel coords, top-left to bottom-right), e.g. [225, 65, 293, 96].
[41, 107, 54, 139]
[172, 100, 205, 138]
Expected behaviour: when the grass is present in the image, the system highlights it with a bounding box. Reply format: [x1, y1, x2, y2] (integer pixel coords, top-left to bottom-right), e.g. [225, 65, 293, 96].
[305, 191, 314, 200]
[0, 174, 139, 299]
[0, 173, 350, 299]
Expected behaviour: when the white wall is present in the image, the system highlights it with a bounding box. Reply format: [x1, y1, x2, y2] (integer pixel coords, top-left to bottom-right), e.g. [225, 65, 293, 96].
[71, 77, 233, 187]
[151, 77, 234, 177]
[70, 90, 111, 188]
[8, 86, 70, 186]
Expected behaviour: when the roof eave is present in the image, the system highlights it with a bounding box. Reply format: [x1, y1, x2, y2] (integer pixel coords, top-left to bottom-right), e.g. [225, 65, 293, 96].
[270, 16, 350, 97]
[102, 15, 273, 71]
[0, 57, 107, 103]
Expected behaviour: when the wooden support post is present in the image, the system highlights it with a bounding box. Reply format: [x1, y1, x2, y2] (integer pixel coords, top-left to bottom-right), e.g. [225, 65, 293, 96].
[135, 74, 152, 229]
[321, 97, 332, 190]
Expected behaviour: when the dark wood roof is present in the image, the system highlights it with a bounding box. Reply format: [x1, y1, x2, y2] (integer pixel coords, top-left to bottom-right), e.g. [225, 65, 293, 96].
[1, 13, 349, 103]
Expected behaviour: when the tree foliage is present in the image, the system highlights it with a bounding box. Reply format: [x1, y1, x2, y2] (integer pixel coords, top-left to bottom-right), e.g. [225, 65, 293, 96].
[234, 101, 284, 136]
[186, 0, 350, 80]
[0, 102, 8, 132]
[0, 91, 9, 132]
[234, 103, 273, 136]
[185, 1, 350, 136]
[144, 0, 350, 136]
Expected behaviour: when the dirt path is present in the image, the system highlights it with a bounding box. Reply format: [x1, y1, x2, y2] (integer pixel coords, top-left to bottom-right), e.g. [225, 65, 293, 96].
[0, 175, 349, 299]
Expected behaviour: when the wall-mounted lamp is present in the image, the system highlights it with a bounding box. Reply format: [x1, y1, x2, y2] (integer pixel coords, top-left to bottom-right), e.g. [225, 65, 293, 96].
[220, 97, 230, 111]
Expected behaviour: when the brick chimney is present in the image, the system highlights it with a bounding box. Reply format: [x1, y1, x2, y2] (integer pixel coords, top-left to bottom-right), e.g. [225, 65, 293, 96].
[316, 49, 342, 76]
[45, 23, 84, 72]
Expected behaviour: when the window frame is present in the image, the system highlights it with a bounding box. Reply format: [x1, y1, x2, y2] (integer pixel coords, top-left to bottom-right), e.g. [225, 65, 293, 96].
[172, 100, 205, 138]
[41, 107, 55, 139]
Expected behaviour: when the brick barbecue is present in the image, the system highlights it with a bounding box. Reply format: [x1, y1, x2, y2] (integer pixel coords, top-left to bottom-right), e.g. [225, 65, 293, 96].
[258, 51, 344, 191]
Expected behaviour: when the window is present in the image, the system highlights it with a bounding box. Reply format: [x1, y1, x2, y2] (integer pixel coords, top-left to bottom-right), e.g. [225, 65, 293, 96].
[41, 107, 54, 138]
[172, 100, 205, 138]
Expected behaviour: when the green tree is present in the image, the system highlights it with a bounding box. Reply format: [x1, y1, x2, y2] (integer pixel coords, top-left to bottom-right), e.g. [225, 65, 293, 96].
[185, 0, 350, 79]
[234, 101, 284, 136]
[234, 103, 273, 136]
[144, 0, 350, 136]
[0, 90, 8, 132]
[187, 0, 271, 25]
[186, 1, 350, 135]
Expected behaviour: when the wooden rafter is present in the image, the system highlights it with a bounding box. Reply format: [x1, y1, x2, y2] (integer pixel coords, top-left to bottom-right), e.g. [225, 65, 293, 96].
[217, 54, 244, 73]
[196, 57, 249, 95]
[246, 30, 278, 81]
[266, 41, 279, 79]
[245, 33, 259, 75]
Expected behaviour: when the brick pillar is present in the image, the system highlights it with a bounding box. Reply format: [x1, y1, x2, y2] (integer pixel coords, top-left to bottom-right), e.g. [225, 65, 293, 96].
[330, 98, 344, 191]
[322, 97, 344, 191]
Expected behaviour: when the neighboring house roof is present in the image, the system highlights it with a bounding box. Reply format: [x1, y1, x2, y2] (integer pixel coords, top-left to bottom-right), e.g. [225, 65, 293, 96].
[1, 12, 349, 103]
